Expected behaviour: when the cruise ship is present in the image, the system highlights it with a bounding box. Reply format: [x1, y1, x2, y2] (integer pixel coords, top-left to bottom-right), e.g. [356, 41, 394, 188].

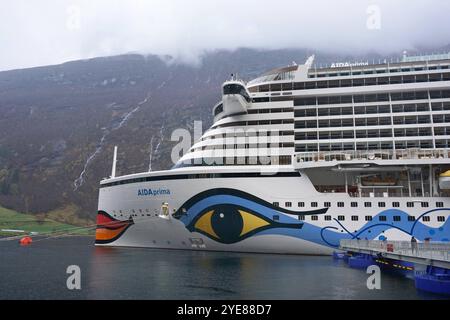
[96, 53, 450, 254]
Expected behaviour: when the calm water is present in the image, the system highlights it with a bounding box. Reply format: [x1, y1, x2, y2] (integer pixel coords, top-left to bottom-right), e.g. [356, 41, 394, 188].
[0, 236, 445, 300]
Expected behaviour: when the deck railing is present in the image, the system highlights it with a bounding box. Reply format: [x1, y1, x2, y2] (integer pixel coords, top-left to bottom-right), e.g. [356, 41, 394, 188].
[295, 148, 450, 164]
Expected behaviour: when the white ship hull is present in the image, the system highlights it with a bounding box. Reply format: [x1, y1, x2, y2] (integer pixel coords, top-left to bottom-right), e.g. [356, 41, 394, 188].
[96, 168, 450, 255]
[96, 54, 450, 254]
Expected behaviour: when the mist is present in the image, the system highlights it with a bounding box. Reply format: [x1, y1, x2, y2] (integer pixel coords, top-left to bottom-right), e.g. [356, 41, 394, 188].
[1, 0, 450, 71]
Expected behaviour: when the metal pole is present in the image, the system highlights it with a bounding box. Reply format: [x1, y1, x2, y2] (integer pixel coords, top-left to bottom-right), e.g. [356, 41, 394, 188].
[345, 172, 348, 194]
[111, 146, 118, 178]
[429, 164, 433, 197]
[407, 169, 412, 197]
[421, 168, 425, 197]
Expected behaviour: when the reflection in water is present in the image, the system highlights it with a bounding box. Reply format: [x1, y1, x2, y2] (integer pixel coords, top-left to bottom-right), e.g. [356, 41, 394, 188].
[0, 237, 446, 300]
[87, 246, 121, 299]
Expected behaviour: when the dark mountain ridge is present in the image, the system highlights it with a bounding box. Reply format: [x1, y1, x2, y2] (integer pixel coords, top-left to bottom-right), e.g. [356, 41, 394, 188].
[0, 47, 446, 223]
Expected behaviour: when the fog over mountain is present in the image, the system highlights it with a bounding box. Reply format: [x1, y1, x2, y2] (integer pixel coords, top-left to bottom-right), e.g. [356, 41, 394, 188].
[1, 0, 450, 71]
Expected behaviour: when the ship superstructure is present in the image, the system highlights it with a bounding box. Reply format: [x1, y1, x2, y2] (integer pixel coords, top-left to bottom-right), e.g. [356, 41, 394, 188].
[96, 53, 450, 254]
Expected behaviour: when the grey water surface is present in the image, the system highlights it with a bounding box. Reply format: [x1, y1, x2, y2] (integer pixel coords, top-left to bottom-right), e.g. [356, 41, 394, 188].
[0, 236, 445, 300]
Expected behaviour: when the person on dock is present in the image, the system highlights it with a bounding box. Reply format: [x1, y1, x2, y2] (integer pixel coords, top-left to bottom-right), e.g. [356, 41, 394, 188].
[423, 237, 431, 251]
[411, 236, 418, 255]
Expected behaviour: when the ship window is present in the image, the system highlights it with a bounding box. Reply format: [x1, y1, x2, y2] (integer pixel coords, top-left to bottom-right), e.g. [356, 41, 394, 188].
[214, 104, 223, 116]
[354, 106, 364, 114]
[285, 202, 292, 208]
[364, 202, 372, 208]
[422, 216, 430, 222]
[392, 202, 400, 208]
[379, 216, 387, 221]
[270, 84, 282, 91]
[282, 83, 293, 91]
[311, 202, 318, 207]
[279, 156, 292, 165]
[273, 202, 279, 207]
[298, 215, 305, 221]
[318, 97, 329, 105]
[437, 216, 445, 222]
[311, 215, 318, 221]
[305, 82, 317, 89]
[324, 202, 331, 208]
[341, 95, 352, 104]
[436, 202, 444, 208]
[365, 216, 372, 221]
[294, 82, 305, 90]
[317, 81, 328, 88]
[353, 78, 364, 86]
[337, 202, 344, 208]
[393, 216, 401, 221]
[378, 202, 386, 208]
[298, 202, 305, 207]
[253, 97, 270, 103]
[421, 202, 429, 208]
[351, 216, 358, 221]
[338, 215, 345, 221]
[408, 216, 416, 222]
[324, 215, 331, 221]
[365, 78, 377, 86]
[407, 202, 414, 208]
[377, 77, 389, 85]
[351, 202, 358, 208]
[273, 215, 280, 221]
[223, 84, 250, 102]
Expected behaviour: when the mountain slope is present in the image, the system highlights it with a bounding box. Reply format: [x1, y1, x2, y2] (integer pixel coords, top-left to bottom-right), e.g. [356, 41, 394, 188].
[0, 47, 421, 222]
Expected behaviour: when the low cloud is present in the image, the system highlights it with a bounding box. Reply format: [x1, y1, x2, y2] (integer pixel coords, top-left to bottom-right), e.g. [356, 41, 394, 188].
[1, 0, 449, 71]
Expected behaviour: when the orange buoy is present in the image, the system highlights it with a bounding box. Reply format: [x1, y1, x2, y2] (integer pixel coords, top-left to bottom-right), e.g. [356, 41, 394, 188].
[19, 236, 33, 245]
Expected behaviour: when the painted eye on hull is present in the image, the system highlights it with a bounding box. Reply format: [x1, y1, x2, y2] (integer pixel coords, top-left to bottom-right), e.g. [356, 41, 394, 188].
[187, 204, 302, 244]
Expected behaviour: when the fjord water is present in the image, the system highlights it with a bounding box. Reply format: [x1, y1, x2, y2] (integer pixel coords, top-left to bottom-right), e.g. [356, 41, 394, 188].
[0, 237, 444, 299]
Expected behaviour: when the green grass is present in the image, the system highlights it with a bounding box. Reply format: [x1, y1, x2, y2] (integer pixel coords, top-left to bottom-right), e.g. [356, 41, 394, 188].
[0, 206, 95, 237]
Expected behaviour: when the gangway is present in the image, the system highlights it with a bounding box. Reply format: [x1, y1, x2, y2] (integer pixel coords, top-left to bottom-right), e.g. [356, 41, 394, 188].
[340, 239, 450, 269]
[339, 239, 450, 294]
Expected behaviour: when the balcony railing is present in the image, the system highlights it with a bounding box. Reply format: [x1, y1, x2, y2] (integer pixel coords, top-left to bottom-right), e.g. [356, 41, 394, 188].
[295, 148, 450, 164]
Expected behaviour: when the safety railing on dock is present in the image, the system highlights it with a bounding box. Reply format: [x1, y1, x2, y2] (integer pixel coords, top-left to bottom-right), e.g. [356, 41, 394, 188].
[340, 239, 450, 263]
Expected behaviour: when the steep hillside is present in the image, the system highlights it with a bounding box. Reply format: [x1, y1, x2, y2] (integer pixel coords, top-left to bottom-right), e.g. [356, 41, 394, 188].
[0, 47, 409, 222]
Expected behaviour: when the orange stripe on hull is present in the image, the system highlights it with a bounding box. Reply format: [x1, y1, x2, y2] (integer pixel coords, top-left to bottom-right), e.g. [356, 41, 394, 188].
[95, 211, 134, 243]
[95, 226, 127, 241]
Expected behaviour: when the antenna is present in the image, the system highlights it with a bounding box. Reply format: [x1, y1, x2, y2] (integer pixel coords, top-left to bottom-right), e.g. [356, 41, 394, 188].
[111, 146, 118, 178]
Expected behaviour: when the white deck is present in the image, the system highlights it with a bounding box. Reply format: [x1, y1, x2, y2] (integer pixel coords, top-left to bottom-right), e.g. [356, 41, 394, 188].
[294, 148, 450, 169]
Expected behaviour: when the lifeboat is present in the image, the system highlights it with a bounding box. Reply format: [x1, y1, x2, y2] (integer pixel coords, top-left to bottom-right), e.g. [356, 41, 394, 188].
[439, 170, 450, 190]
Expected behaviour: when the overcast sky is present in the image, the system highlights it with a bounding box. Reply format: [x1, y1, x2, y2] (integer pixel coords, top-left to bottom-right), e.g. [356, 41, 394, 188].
[1, 0, 450, 71]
